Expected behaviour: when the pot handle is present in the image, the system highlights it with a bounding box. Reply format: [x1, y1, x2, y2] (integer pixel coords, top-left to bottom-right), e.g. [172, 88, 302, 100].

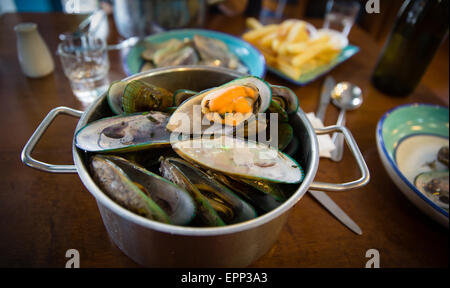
[21, 106, 83, 173]
[309, 125, 370, 191]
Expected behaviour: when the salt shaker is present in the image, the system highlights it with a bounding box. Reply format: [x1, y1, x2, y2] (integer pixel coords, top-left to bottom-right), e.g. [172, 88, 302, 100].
[14, 23, 54, 78]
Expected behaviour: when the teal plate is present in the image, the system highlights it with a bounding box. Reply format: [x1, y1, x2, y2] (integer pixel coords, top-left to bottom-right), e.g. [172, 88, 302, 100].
[124, 29, 266, 78]
[267, 45, 359, 85]
[376, 104, 449, 227]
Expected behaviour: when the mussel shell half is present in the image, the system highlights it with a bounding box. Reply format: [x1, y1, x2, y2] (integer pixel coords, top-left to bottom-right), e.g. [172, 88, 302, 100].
[75, 111, 171, 153]
[90, 155, 171, 224]
[107, 81, 128, 115]
[268, 100, 289, 123]
[208, 170, 283, 213]
[172, 135, 304, 184]
[160, 157, 224, 226]
[414, 170, 449, 210]
[166, 76, 272, 135]
[156, 46, 199, 67]
[142, 38, 183, 61]
[122, 80, 173, 114]
[193, 34, 239, 69]
[438, 146, 449, 167]
[278, 122, 294, 151]
[270, 85, 299, 114]
[160, 157, 256, 226]
[282, 135, 299, 156]
[100, 155, 196, 225]
[236, 178, 286, 202]
[173, 89, 197, 106]
[117, 147, 178, 171]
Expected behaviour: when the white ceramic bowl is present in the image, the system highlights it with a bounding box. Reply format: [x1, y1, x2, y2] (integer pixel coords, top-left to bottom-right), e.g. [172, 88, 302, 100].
[376, 103, 449, 227]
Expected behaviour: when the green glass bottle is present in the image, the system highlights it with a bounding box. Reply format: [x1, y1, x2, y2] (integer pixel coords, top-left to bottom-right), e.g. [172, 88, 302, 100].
[371, 0, 449, 96]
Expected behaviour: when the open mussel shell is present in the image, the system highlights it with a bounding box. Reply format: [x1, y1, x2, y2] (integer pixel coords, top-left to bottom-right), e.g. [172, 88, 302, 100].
[141, 38, 184, 62]
[75, 111, 171, 153]
[90, 155, 196, 225]
[156, 46, 199, 67]
[107, 81, 128, 115]
[207, 170, 284, 213]
[160, 157, 224, 226]
[282, 135, 299, 157]
[268, 100, 289, 123]
[166, 76, 272, 135]
[173, 89, 197, 106]
[117, 147, 178, 170]
[172, 135, 304, 184]
[278, 122, 294, 151]
[122, 80, 173, 114]
[270, 85, 299, 114]
[414, 171, 449, 210]
[438, 146, 449, 166]
[160, 157, 257, 226]
[237, 178, 286, 201]
[153, 40, 192, 67]
[162, 106, 178, 115]
[193, 34, 239, 70]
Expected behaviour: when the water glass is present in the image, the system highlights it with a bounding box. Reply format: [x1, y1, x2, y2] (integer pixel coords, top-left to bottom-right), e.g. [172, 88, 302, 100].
[324, 0, 360, 36]
[57, 34, 109, 104]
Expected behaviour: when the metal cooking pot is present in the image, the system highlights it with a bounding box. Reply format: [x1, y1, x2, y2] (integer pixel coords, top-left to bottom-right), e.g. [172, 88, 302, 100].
[22, 66, 369, 267]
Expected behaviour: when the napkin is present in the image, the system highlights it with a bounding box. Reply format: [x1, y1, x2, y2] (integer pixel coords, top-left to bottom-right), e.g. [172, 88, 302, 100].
[306, 112, 336, 158]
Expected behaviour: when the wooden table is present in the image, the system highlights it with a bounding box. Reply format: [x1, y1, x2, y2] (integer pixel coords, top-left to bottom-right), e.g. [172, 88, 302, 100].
[0, 13, 447, 268]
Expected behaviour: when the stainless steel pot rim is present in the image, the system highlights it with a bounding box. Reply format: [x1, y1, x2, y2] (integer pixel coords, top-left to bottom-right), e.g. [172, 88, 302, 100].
[73, 66, 320, 236]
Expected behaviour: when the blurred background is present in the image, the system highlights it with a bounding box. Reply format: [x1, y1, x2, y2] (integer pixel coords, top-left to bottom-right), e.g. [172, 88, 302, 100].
[1, 0, 447, 100]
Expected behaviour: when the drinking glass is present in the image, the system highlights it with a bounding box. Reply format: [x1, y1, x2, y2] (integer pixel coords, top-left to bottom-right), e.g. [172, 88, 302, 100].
[57, 34, 109, 104]
[324, 0, 360, 36]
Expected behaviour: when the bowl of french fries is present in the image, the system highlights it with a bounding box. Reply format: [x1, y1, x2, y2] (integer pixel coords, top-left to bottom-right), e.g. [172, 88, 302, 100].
[243, 18, 359, 85]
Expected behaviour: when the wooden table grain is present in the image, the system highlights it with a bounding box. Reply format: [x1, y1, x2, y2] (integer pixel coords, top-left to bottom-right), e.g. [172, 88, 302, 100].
[0, 13, 447, 268]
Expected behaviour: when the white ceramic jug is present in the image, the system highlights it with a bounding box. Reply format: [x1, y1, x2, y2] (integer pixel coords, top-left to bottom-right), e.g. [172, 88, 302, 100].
[14, 23, 54, 78]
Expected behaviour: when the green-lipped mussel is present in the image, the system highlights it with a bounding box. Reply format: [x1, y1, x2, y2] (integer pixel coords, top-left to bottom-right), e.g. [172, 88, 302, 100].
[122, 80, 173, 114]
[160, 157, 256, 226]
[172, 135, 304, 184]
[90, 155, 196, 225]
[166, 76, 272, 135]
[81, 77, 304, 227]
[75, 111, 171, 153]
[107, 80, 173, 115]
[415, 171, 449, 211]
[206, 170, 285, 214]
[270, 85, 299, 114]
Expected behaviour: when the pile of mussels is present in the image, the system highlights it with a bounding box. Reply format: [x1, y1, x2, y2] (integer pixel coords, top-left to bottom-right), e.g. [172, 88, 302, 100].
[75, 76, 304, 227]
[139, 35, 249, 74]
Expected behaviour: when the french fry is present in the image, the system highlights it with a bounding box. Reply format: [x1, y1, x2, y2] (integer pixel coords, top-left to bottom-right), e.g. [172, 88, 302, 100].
[286, 22, 307, 43]
[246, 17, 263, 30]
[277, 58, 302, 79]
[277, 20, 296, 38]
[286, 35, 330, 54]
[242, 25, 278, 43]
[291, 42, 334, 67]
[271, 38, 281, 52]
[260, 32, 278, 47]
[242, 18, 343, 78]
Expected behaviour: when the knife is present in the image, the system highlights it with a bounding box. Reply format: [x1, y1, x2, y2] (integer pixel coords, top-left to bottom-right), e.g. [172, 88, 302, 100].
[309, 190, 362, 235]
[308, 75, 362, 235]
[316, 76, 335, 122]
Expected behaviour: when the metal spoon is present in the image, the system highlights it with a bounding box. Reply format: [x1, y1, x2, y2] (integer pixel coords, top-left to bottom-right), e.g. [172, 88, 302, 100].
[330, 82, 363, 161]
